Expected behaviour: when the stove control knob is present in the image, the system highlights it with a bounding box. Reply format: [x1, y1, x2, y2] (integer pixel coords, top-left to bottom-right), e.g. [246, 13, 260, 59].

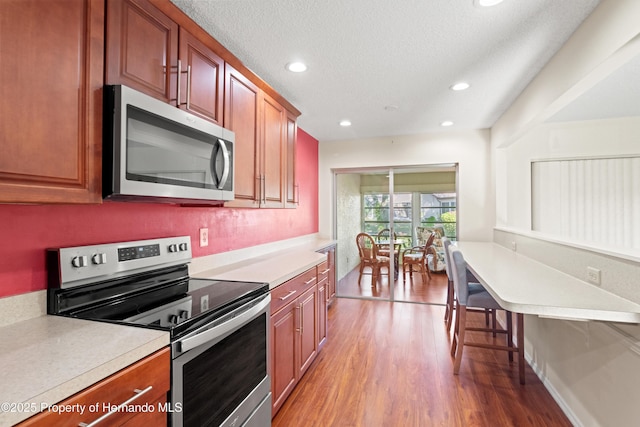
[179, 243, 188, 252]
[92, 253, 107, 265]
[168, 314, 178, 325]
[71, 255, 88, 268]
[168, 244, 178, 253]
[178, 310, 189, 319]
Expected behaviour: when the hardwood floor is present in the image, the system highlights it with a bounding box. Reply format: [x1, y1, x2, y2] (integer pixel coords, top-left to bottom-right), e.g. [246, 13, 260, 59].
[338, 264, 449, 304]
[272, 294, 572, 426]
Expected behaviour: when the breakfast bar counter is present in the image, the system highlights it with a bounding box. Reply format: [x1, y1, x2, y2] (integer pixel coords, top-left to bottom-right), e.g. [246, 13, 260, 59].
[456, 242, 640, 323]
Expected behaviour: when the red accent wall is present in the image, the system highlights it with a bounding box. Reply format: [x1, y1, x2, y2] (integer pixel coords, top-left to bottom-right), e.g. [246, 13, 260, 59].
[0, 129, 319, 298]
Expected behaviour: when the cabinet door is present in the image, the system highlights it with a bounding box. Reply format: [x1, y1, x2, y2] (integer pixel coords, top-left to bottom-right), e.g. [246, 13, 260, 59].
[260, 92, 286, 208]
[18, 348, 170, 427]
[285, 111, 298, 208]
[317, 279, 328, 350]
[298, 285, 318, 377]
[0, 0, 103, 204]
[270, 300, 297, 415]
[224, 64, 261, 207]
[179, 28, 224, 124]
[106, 0, 178, 104]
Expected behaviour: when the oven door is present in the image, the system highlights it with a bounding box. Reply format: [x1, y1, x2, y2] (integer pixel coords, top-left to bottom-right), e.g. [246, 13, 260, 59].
[171, 294, 271, 427]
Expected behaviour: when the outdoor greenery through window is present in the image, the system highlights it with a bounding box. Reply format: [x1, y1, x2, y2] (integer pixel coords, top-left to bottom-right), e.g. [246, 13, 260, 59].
[420, 193, 457, 240]
[363, 192, 456, 250]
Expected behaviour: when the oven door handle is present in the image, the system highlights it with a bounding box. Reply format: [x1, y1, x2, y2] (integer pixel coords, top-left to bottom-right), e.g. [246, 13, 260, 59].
[179, 294, 270, 353]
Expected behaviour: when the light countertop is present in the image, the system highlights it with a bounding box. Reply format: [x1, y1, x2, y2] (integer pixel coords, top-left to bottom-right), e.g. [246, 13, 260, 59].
[192, 239, 335, 288]
[0, 315, 168, 426]
[456, 242, 640, 323]
[0, 237, 336, 425]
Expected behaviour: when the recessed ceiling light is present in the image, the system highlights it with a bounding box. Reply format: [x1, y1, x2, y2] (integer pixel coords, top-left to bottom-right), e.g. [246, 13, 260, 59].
[475, 0, 504, 7]
[450, 82, 470, 91]
[285, 62, 307, 72]
[441, 121, 454, 127]
[339, 120, 352, 127]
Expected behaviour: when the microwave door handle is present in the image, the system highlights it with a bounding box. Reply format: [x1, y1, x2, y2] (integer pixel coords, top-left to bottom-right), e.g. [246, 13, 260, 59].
[215, 138, 230, 189]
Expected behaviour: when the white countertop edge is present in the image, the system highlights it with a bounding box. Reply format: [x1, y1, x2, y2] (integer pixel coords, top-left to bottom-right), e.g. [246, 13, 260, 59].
[189, 234, 335, 276]
[0, 317, 169, 426]
[194, 251, 328, 289]
[460, 242, 640, 324]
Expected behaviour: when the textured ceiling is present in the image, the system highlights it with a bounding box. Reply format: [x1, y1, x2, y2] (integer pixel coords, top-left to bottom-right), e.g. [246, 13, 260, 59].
[170, 0, 600, 142]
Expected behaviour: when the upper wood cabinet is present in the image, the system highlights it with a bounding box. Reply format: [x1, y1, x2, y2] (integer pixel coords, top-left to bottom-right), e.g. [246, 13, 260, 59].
[106, 0, 178, 104]
[224, 65, 293, 209]
[224, 64, 261, 207]
[260, 92, 287, 208]
[285, 111, 298, 208]
[179, 28, 224, 124]
[0, 0, 103, 204]
[106, 0, 224, 125]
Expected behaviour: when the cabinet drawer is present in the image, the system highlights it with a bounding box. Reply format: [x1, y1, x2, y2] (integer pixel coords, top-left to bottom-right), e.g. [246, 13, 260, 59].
[18, 347, 170, 427]
[270, 278, 299, 315]
[270, 267, 318, 314]
[317, 260, 330, 282]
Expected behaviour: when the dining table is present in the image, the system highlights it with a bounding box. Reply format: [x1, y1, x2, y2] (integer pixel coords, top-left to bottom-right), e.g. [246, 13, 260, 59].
[376, 239, 404, 280]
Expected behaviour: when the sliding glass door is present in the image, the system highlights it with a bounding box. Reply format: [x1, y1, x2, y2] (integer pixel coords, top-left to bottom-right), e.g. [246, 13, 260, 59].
[334, 165, 457, 305]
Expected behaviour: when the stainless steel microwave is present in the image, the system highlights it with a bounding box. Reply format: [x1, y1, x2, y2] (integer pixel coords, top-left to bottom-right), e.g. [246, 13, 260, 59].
[103, 85, 234, 204]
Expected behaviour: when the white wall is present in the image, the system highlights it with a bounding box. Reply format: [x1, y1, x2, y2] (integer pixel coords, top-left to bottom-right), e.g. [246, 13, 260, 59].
[319, 130, 493, 243]
[492, 0, 640, 425]
[335, 173, 362, 279]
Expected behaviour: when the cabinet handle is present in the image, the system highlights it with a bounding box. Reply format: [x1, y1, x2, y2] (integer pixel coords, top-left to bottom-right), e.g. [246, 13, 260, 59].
[78, 386, 153, 427]
[279, 290, 297, 301]
[304, 276, 317, 285]
[296, 304, 301, 333]
[186, 64, 192, 109]
[176, 60, 182, 107]
[176, 60, 191, 108]
[299, 302, 303, 334]
[320, 269, 330, 275]
[262, 175, 266, 204]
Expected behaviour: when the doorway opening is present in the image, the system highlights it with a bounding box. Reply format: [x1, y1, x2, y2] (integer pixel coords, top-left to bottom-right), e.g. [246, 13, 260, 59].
[333, 165, 458, 304]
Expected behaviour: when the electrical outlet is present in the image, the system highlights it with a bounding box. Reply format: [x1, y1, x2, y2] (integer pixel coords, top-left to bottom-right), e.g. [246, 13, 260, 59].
[510, 241, 517, 251]
[587, 267, 601, 285]
[199, 228, 209, 247]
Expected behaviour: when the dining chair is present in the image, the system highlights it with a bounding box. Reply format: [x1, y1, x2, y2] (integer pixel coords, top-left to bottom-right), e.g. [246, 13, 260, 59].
[356, 232, 391, 286]
[442, 237, 493, 332]
[448, 246, 525, 384]
[376, 228, 400, 262]
[402, 232, 436, 283]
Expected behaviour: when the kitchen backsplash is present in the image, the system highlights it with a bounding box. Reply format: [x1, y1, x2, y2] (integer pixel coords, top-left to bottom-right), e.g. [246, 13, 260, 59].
[0, 130, 319, 298]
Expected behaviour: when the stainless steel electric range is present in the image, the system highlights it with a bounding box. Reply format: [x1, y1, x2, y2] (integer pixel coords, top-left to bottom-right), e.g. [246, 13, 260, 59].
[47, 236, 271, 427]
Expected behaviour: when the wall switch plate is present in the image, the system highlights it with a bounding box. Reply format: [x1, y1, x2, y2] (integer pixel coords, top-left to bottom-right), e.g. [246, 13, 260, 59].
[587, 267, 601, 285]
[200, 295, 209, 312]
[199, 228, 209, 247]
[510, 241, 517, 251]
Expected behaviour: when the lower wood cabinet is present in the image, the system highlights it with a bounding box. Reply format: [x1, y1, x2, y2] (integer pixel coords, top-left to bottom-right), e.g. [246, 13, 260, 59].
[270, 264, 325, 416]
[318, 245, 337, 305]
[17, 347, 170, 427]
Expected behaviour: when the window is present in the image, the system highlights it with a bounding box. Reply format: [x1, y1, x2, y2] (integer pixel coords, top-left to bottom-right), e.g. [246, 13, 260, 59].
[420, 193, 457, 239]
[363, 192, 456, 245]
